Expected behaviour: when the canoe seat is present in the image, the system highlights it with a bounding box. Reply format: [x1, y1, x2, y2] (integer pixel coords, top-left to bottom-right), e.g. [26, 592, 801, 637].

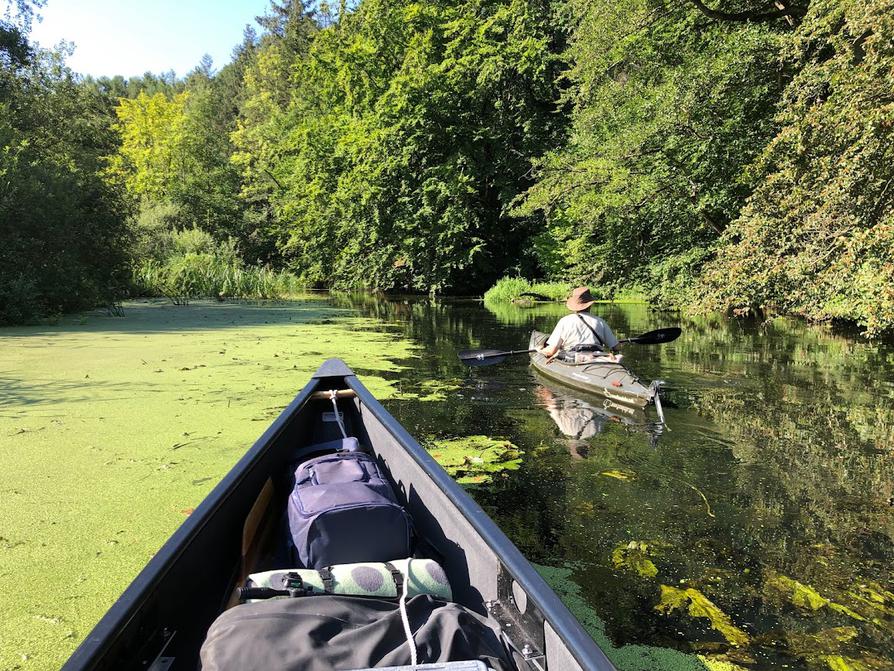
[240, 558, 452, 603]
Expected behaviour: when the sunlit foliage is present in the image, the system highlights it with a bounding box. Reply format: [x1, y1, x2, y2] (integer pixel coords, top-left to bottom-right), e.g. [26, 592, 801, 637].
[697, 0, 894, 335]
[1, 12, 130, 323]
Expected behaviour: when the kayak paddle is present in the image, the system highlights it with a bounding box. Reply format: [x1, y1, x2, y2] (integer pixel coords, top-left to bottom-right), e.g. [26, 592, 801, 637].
[616, 327, 682, 346]
[458, 327, 682, 367]
[458, 348, 538, 367]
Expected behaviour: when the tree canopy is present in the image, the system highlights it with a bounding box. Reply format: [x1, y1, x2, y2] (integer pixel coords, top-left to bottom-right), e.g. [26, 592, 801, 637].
[3, 0, 894, 334]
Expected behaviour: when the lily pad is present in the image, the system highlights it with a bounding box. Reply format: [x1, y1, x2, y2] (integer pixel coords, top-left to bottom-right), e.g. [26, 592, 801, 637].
[428, 435, 523, 485]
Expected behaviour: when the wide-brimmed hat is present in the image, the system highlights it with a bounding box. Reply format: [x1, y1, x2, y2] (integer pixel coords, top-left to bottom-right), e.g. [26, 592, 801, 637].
[566, 287, 596, 312]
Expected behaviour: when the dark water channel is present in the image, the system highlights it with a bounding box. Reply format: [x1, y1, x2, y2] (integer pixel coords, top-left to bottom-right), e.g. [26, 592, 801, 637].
[340, 296, 894, 671]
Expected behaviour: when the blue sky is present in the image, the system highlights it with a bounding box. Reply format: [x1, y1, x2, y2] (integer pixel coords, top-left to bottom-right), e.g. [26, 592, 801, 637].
[30, 0, 272, 78]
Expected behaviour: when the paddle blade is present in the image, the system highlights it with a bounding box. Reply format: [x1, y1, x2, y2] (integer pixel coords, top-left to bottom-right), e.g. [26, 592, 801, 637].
[628, 327, 682, 345]
[458, 349, 508, 366]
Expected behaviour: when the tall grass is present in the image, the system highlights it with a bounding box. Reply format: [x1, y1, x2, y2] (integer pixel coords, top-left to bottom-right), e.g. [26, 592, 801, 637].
[483, 277, 647, 304]
[483, 277, 572, 303]
[135, 253, 303, 301]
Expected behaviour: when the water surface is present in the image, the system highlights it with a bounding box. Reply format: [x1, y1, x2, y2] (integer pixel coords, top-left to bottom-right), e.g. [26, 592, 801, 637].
[346, 296, 894, 671]
[2, 296, 892, 671]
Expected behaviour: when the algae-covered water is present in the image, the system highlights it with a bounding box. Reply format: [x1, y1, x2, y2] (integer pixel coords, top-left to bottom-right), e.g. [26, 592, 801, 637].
[2, 296, 892, 670]
[0, 298, 416, 670]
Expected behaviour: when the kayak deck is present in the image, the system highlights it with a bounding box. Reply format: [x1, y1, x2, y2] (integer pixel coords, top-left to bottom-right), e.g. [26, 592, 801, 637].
[529, 331, 656, 408]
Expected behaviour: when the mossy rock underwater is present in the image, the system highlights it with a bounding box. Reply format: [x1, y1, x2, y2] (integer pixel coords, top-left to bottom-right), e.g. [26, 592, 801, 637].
[427, 436, 523, 485]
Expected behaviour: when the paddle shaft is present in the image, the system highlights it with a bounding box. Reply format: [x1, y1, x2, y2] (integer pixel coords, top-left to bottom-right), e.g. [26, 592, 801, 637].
[460, 348, 537, 363]
[458, 327, 680, 366]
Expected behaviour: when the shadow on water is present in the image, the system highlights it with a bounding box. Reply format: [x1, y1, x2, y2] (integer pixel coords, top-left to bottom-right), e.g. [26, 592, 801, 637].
[0, 297, 347, 338]
[339, 295, 894, 671]
[0, 377, 160, 410]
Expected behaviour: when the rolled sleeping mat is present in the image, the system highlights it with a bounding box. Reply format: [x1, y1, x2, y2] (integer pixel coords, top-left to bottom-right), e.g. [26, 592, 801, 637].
[243, 558, 452, 602]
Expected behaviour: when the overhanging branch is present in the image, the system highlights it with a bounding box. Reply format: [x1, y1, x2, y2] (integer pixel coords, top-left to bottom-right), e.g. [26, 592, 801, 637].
[686, 0, 798, 22]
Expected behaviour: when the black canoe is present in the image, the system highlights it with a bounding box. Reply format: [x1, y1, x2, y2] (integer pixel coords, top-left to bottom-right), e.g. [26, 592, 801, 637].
[529, 331, 658, 409]
[62, 359, 615, 671]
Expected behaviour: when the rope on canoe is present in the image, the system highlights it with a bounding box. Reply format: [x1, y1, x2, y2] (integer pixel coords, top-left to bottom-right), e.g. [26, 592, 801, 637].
[399, 558, 418, 666]
[328, 389, 348, 439]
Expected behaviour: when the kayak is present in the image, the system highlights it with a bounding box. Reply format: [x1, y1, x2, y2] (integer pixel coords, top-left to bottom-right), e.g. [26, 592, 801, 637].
[529, 330, 658, 409]
[62, 358, 615, 671]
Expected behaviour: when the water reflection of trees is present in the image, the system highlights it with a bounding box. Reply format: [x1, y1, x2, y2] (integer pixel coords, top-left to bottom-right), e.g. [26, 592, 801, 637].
[344, 296, 894, 669]
[524, 308, 893, 668]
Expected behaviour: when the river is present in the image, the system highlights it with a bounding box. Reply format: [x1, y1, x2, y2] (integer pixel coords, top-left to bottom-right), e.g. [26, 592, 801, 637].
[341, 295, 894, 671]
[1, 296, 892, 670]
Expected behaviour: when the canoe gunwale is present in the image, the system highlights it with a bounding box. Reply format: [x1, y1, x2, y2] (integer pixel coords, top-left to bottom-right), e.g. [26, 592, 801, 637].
[343, 373, 615, 671]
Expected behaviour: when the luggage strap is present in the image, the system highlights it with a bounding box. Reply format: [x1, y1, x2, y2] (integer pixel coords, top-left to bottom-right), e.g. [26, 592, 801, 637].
[385, 560, 417, 666]
[327, 389, 349, 439]
[283, 571, 307, 597]
[384, 561, 404, 595]
[319, 566, 335, 594]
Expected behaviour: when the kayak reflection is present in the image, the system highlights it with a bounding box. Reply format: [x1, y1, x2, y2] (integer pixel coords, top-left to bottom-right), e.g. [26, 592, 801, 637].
[533, 375, 663, 455]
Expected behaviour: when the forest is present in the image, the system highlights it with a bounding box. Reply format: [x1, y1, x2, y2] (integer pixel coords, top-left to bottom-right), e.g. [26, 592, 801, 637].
[1, 0, 892, 334]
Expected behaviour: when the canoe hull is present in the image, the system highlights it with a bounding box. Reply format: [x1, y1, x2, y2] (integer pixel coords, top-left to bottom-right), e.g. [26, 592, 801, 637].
[63, 358, 615, 671]
[529, 331, 655, 408]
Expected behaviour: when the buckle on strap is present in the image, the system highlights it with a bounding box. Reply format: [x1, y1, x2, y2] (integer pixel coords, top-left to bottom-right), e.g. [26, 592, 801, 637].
[281, 571, 308, 597]
[318, 566, 335, 594]
[384, 561, 404, 596]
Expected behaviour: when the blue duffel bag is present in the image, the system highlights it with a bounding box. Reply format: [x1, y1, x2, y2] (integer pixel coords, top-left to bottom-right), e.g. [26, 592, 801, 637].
[287, 450, 413, 569]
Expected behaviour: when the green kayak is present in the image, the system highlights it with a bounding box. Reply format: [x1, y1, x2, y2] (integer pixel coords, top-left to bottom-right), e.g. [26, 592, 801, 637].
[529, 330, 659, 409]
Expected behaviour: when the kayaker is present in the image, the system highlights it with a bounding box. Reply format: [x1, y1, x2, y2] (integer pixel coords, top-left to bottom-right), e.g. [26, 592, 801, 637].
[538, 286, 621, 362]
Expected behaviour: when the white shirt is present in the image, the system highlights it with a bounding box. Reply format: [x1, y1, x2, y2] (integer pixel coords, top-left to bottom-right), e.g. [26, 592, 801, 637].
[547, 403, 604, 439]
[546, 312, 619, 351]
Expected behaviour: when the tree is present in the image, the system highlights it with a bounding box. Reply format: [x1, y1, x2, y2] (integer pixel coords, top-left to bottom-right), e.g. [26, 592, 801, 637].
[108, 90, 190, 201]
[516, 0, 792, 302]
[697, 0, 894, 335]
[1, 40, 131, 322]
[255, 0, 566, 292]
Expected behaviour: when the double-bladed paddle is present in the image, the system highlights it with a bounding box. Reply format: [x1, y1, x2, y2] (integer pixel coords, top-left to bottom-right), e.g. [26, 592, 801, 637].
[617, 326, 681, 346]
[457, 327, 682, 367]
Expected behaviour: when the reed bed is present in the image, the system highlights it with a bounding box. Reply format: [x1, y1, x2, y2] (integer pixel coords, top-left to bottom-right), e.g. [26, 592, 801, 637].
[135, 254, 303, 302]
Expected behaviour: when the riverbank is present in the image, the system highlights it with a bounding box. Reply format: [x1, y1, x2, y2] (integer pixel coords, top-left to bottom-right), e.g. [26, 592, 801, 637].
[0, 299, 416, 669]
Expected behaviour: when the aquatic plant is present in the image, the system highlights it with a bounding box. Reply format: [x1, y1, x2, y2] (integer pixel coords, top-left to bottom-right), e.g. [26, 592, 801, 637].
[134, 254, 303, 302]
[655, 585, 750, 647]
[611, 541, 659, 578]
[427, 436, 523, 485]
[600, 469, 637, 481]
[763, 573, 866, 621]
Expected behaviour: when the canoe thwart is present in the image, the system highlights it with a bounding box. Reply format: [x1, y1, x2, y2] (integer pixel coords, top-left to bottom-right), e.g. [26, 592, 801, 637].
[310, 389, 357, 400]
